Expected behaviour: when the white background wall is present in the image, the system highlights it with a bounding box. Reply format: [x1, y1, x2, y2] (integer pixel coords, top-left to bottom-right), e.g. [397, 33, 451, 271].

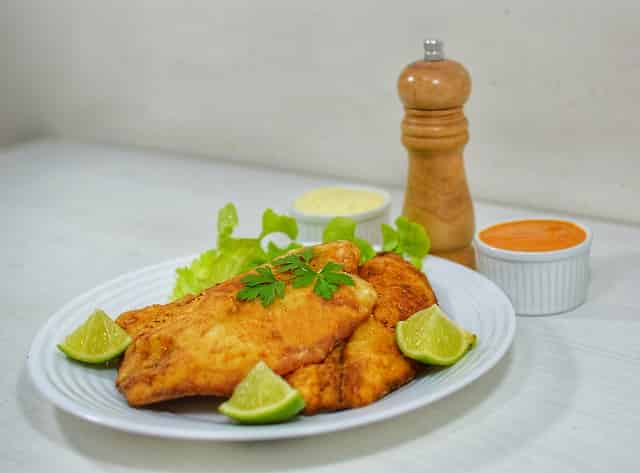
[3, 1, 640, 224]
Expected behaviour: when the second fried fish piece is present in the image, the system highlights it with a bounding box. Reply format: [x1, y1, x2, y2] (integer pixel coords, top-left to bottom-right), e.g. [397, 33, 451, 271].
[287, 252, 437, 414]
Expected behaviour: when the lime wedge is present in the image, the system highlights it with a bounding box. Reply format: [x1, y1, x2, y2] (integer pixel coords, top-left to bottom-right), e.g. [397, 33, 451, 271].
[57, 309, 132, 364]
[219, 361, 305, 424]
[396, 304, 476, 366]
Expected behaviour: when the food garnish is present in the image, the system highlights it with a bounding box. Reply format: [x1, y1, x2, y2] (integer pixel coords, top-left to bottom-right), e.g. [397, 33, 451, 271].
[172, 203, 431, 300]
[396, 304, 476, 366]
[218, 361, 305, 424]
[382, 216, 431, 269]
[312, 261, 355, 300]
[237, 247, 355, 306]
[274, 248, 355, 299]
[236, 267, 286, 307]
[272, 247, 315, 275]
[57, 309, 131, 364]
[172, 204, 300, 300]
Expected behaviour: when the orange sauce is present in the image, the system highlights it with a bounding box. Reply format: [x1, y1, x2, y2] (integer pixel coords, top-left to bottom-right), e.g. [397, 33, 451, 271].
[479, 219, 587, 252]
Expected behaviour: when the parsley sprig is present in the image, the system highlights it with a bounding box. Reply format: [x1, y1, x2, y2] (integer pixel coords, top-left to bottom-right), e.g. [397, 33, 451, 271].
[273, 247, 314, 275]
[314, 261, 355, 300]
[236, 247, 355, 306]
[236, 267, 285, 307]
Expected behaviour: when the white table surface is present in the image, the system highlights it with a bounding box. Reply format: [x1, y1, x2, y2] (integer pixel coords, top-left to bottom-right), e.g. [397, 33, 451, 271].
[2, 141, 639, 473]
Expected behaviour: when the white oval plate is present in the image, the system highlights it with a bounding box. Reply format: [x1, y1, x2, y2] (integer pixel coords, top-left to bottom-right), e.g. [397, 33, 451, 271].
[28, 255, 515, 441]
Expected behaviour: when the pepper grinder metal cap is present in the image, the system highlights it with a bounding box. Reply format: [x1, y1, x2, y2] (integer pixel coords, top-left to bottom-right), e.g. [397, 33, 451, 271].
[424, 39, 444, 61]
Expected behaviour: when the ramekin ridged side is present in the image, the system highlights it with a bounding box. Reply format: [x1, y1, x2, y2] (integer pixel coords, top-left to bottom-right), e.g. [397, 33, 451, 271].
[475, 220, 592, 316]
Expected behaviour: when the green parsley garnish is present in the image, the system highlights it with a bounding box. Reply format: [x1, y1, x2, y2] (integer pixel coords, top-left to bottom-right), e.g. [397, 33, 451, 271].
[314, 261, 355, 300]
[236, 267, 285, 307]
[273, 248, 355, 300]
[273, 247, 314, 274]
[236, 247, 355, 306]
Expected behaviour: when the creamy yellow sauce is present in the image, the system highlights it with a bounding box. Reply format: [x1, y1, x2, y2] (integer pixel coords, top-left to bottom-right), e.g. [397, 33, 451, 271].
[294, 187, 385, 216]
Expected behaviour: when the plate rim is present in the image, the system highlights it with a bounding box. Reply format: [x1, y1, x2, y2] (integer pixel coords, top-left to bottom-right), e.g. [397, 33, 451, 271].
[28, 254, 516, 441]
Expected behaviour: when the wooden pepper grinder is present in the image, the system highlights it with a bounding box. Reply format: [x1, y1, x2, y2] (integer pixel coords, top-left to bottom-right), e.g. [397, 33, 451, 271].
[398, 39, 476, 269]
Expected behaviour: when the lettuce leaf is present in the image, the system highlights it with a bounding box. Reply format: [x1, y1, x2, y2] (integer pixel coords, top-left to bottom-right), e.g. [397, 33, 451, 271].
[171, 249, 219, 301]
[217, 202, 239, 247]
[321, 217, 376, 263]
[171, 204, 299, 300]
[260, 209, 298, 240]
[381, 216, 431, 269]
[171, 202, 430, 301]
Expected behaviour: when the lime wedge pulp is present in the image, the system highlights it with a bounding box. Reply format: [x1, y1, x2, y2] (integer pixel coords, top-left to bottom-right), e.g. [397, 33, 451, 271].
[219, 361, 305, 424]
[57, 309, 132, 364]
[396, 304, 476, 366]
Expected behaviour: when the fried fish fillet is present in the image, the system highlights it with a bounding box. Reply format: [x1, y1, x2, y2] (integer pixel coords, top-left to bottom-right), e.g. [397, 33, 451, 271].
[287, 252, 437, 414]
[115, 241, 376, 406]
[117, 240, 362, 340]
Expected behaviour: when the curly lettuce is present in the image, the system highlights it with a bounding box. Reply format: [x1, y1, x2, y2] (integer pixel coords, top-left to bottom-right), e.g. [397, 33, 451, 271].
[172, 202, 431, 300]
[381, 216, 431, 269]
[321, 217, 376, 264]
[171, 204, 299, 300]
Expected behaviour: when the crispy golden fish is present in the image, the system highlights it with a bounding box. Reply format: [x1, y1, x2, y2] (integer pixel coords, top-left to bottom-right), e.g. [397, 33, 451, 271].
[287, 252, 437, 414]
[115, 241, 377, 406]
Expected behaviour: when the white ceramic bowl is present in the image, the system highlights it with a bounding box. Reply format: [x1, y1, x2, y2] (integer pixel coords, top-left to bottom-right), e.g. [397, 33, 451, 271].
[474, 219, 592, 316]
[290, 186, 391, 245]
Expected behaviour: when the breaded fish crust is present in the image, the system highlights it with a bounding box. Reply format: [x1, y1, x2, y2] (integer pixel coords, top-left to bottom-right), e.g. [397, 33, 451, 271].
[116, 241, 376, 406]
[287, 252, 437, 414]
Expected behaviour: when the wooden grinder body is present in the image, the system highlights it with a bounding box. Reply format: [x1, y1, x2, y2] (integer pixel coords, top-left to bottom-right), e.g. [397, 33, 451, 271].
[398, 58, 476, 268]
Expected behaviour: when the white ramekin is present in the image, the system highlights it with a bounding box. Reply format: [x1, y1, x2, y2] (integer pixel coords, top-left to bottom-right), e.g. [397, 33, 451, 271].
[474, 219, 593, 316]
[290, 186, 392, 245]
